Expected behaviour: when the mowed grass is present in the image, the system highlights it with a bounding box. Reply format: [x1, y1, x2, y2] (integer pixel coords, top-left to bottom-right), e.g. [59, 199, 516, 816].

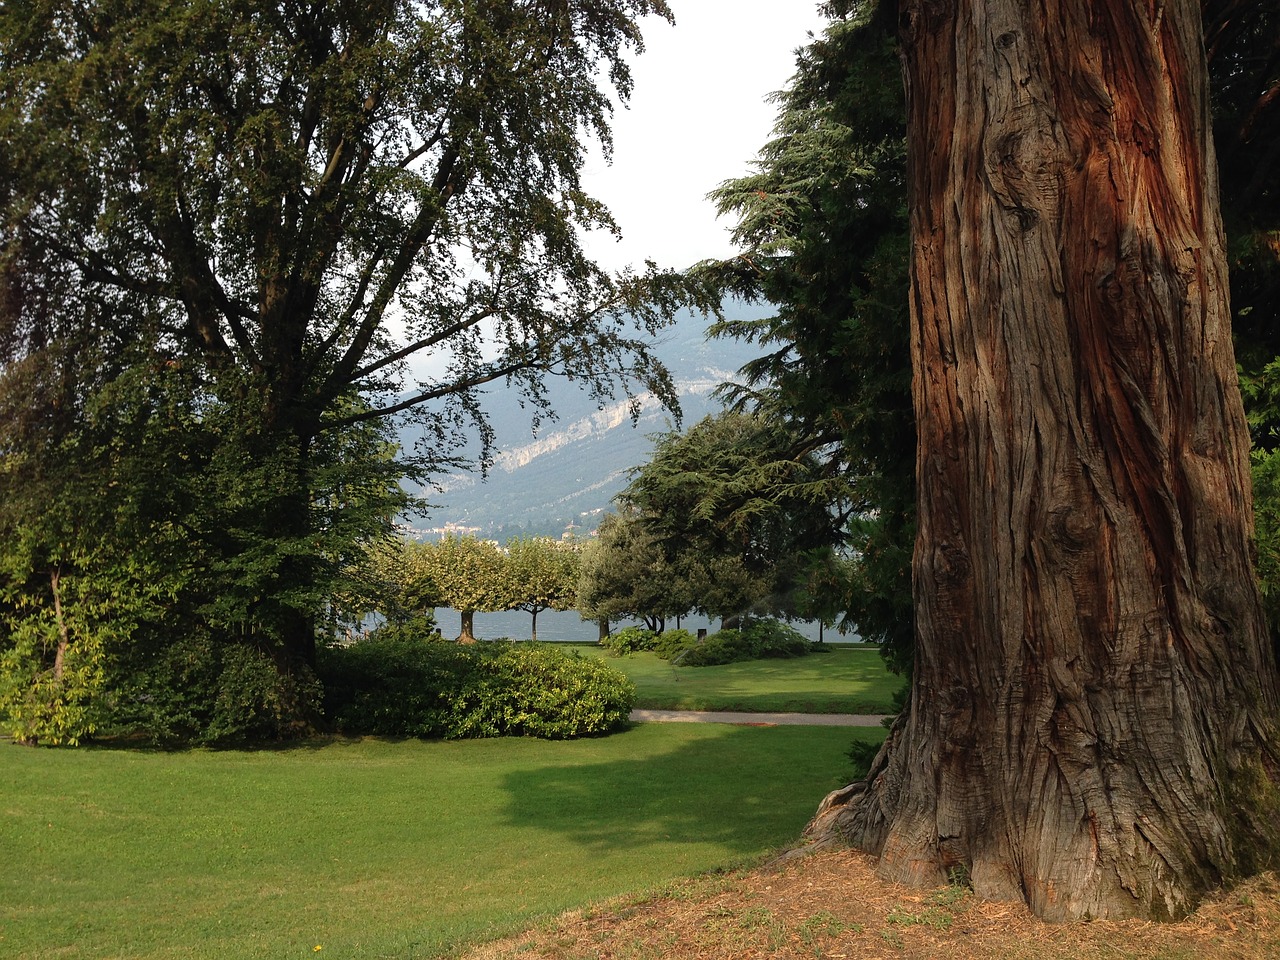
[574, 643, 903, 714]
[0, 722, 884, 960]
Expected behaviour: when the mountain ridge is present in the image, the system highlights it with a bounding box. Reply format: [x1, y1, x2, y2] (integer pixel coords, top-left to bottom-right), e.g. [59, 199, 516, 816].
[401, 307, 766, 539]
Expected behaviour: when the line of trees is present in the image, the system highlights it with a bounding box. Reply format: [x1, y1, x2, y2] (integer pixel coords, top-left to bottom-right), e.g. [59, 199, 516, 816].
[356, 535, 580, 644]
[356, 516, 846, 648]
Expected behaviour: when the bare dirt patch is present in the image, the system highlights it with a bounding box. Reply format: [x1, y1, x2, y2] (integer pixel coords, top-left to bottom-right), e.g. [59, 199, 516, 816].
[462, 850, 1279, 960]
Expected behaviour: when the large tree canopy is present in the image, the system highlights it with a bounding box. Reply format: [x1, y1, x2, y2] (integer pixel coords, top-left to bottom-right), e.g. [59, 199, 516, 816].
[619, 410, 838, 623]
[0, 0, 717, 742]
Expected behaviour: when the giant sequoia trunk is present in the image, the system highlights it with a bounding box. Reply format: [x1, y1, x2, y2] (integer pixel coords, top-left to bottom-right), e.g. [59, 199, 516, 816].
[808, 0, 1279, 921]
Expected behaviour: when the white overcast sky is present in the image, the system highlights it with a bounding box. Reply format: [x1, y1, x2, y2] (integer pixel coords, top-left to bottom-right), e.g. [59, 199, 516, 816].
[580, 2, 830, 273]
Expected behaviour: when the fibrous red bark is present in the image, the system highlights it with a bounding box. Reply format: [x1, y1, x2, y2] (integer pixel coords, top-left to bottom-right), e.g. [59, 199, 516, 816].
[807, 0, 1280, 921]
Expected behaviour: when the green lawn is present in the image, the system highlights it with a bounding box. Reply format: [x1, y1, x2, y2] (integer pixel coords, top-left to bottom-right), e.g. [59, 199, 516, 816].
[0, 723, 884, 960]
[575, 643, 903, 714]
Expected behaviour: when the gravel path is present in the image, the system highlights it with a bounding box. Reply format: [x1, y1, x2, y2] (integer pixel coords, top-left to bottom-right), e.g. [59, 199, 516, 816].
[629, 709, 891, 727]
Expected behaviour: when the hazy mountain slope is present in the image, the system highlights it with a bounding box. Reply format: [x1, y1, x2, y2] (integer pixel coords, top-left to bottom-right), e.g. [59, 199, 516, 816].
[401, 307, 766, 539]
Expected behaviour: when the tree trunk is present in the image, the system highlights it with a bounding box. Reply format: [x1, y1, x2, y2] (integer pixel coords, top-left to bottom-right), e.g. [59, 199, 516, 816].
[808, 0, 1279, 921]
[597, 617, 609, 641]
[530, 608, 539, 642]
[276, 606, 317, 665]
[457, 609, 477, 644]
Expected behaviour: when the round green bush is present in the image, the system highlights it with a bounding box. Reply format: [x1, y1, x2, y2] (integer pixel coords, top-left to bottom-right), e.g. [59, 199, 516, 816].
[318, 637, 635, 739]
[598, 625, 658, 656]
[678, 619, 816, 667]
[453, 643, 636, 739]
[651, 628, 697, 661]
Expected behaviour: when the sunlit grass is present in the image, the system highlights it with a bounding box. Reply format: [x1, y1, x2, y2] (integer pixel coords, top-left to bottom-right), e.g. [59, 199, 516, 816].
[574, 643, 903, 714]
[0, 723, 884, 959]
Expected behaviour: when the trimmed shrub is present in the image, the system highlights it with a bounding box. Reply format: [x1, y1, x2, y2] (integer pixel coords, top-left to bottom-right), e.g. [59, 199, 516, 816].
[598, 625, 658, 656]
[317, 633, 477, 738]
[678, 619, 816, 667]
[104, 632, 323, 746]
[450, 643, 636, 739]
[651, 628, 697, 661]
[318, 637, 635, 739]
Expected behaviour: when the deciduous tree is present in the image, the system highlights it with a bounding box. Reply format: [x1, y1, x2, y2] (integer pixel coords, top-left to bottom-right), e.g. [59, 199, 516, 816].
[0, 0, 717, 708]
[576, 510, 690, 633]
[503, 537, 579, 641]
[414, 535, 506, 644]
[620, 410, 837, 624]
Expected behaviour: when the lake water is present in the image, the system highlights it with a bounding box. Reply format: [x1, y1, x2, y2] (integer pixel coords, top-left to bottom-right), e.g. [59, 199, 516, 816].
[431, 607, 861, 644]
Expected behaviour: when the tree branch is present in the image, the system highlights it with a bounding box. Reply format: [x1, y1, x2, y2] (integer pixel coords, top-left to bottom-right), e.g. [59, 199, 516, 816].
[351, 307, 497, 382]
[319, 145, 465, 400]
[323, 358, 552, 430]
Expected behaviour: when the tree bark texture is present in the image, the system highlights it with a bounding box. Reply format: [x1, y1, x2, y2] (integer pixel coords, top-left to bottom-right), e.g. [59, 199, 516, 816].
[458, 609, 477, 645]
[808, 0, 1279, 921]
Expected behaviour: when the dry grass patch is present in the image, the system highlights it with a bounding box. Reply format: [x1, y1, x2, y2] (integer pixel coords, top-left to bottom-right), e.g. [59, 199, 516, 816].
[461, 850, 1280, 960]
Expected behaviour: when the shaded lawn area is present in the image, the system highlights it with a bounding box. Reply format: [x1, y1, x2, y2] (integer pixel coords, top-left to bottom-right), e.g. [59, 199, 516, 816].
[574, 643, 903, 714]
[0, 723, 883, 960]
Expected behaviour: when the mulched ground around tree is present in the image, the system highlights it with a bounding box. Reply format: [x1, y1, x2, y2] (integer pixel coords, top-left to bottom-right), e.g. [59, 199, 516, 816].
[463, 849, 1279, 960]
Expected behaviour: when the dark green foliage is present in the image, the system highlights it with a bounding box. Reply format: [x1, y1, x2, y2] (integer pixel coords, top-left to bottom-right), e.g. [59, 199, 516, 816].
[317, 634, 481, 738]
[1204, 0, 1280, 347]
[576, 508, 692, 630]
[677, 620, 817, 667]
[1257, 455, 1280, 621]
[599, 626, 660, 657]
[1246, 409, 1280, 660]
[203, 646, 325, 745]
[700, 1, 915, 672]
[1208, 0, 1280, 659]
[651, 628, 698, 661]
[103, 633, 324, 747]
[360, 613, 442, 646]
[847, 737, 882, 781]
[318, 637, 635, 740]
[619, 411, 839, 624]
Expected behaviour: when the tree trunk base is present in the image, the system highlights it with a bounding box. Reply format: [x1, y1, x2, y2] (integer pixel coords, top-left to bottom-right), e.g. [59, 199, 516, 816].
[802, 704, 1280, 921]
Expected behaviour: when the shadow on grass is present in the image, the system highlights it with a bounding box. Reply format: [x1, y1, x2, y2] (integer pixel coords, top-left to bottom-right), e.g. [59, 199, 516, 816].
[494, 723, 865, 857]
[64, 732, 381, 754]
[635, 689, 896, 712]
